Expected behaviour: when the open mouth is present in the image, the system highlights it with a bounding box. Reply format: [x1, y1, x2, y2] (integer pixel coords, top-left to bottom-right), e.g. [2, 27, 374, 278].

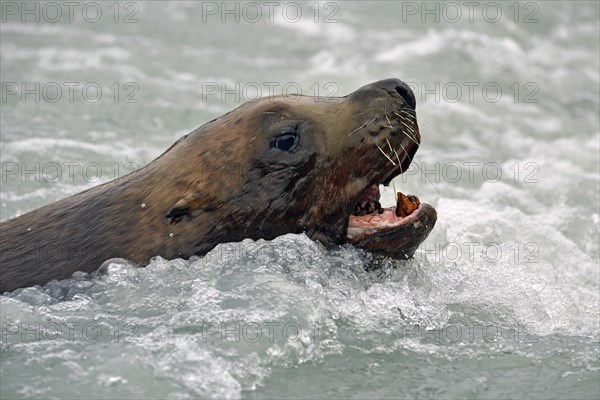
[325, 79, 436, 259]
[347, 184, 422, 240]
[343, 178, 437, 260]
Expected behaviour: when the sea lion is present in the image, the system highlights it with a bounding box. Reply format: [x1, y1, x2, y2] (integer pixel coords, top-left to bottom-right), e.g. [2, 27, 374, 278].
[0, 78, 437, 293]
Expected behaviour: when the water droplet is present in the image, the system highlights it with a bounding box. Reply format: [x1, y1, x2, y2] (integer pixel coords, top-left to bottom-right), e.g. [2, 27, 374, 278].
[141, 203, 146, 208]
[169, 233, 174, 238]
[27, 228, 31, 232]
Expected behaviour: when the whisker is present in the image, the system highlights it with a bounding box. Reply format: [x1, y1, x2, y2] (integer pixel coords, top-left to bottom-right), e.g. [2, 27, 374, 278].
[394, 113, 420, 144]
[351, 107, 375, 118]
[395, 110, 442, 160]
[376, 143, 396, 166]
[347, 117, 377, 136]
[347, 125, 364, 136]
[385, 137, 394, 153]
[398, 142, 413, 164]
[387, 139, 403, 175]
[401, 130, 420, 146]
[396, 109, 442, 184]
[394, 111, 409, 121]
[395, 111, 405, 119]
[398, 111, 417, 127]
[384, 115, 394, 129]
[403, 124, 417, 136]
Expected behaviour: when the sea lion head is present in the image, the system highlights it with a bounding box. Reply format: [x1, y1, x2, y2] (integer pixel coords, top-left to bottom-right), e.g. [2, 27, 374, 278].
[163, 78, 436, 260]
[0, 78, 438, 292]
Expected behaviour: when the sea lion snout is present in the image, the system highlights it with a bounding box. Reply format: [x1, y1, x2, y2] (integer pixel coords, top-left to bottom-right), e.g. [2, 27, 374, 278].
[351, 78, 417, 110]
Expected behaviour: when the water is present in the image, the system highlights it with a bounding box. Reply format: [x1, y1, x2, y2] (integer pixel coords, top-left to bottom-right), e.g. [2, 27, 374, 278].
[1, 1, 599, 398]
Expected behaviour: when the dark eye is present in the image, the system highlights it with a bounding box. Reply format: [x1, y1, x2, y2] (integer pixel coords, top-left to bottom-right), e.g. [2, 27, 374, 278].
[273, 133, 298, 152]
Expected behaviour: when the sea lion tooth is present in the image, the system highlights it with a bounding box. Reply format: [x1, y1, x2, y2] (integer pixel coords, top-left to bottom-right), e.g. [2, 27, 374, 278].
[395, 192, 418, 217]
[407, 194, 420, 208]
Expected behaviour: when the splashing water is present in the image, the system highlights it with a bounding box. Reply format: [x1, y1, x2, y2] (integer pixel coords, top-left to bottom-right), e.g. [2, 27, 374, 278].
[1, 1, 598, 398]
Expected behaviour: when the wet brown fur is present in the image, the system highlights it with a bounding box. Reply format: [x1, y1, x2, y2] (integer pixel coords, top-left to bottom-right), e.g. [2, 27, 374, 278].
[0, 79, 429, 292]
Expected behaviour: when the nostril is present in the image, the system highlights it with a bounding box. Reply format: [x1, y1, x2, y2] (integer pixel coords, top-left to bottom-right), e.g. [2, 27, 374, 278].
[395, 82, 416, 110]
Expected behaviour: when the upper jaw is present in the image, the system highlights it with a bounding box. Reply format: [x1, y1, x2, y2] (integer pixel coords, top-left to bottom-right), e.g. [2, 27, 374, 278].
[345, 140, 415, 218]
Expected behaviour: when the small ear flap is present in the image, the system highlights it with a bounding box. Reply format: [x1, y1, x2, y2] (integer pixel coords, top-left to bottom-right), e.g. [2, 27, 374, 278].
[165, 192, 204, 225]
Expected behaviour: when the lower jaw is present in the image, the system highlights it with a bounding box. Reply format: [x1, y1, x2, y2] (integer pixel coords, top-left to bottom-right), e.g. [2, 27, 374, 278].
[343, 187, 437, 260]
[346, 204, 422, 240]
